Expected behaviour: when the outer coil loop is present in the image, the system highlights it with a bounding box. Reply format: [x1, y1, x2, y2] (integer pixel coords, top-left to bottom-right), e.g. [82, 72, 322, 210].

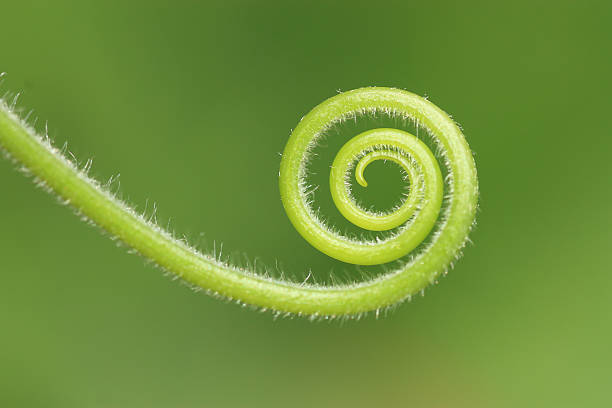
[280, 88, 476, 270]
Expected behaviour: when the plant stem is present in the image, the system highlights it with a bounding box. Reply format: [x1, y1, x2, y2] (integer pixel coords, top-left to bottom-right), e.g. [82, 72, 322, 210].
[0, 87, 478, 318]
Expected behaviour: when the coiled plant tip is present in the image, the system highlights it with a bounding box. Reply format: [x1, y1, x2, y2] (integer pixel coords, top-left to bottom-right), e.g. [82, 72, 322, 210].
[0, 84, 478, 318]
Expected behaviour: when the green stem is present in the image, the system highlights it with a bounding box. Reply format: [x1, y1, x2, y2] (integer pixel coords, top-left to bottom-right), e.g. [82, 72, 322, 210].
[0, 87, 478, 318]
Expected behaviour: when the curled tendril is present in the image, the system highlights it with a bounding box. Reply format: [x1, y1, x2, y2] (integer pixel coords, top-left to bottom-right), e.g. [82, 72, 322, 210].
[0, 85, 478, 319]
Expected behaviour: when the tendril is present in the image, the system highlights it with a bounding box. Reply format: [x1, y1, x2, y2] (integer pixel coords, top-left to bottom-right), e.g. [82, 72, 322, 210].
[0, 85, 478, 318]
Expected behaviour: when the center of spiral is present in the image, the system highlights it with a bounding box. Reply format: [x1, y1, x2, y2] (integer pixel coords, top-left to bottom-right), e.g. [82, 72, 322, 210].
[329, 128, 435, 232]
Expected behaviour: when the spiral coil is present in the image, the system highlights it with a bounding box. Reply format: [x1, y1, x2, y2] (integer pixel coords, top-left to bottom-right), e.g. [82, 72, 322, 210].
[280, 87, 477, 271]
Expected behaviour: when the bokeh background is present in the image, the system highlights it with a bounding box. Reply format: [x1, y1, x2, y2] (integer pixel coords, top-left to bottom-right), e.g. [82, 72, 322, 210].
[1, 1, 611, 407]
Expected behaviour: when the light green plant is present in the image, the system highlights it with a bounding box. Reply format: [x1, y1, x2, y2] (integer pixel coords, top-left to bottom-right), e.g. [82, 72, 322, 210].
[0, 82, 478, 319]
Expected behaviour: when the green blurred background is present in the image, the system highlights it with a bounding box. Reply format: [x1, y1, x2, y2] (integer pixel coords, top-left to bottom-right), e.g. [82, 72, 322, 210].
[1, 1, 610, 407]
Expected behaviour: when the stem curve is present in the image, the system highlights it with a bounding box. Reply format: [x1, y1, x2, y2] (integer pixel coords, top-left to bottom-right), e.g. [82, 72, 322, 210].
[0, 86, 478, 318]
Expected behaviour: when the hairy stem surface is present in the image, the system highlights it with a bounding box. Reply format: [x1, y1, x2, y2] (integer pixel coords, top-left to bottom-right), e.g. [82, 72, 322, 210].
[0, 87, 478, 318]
